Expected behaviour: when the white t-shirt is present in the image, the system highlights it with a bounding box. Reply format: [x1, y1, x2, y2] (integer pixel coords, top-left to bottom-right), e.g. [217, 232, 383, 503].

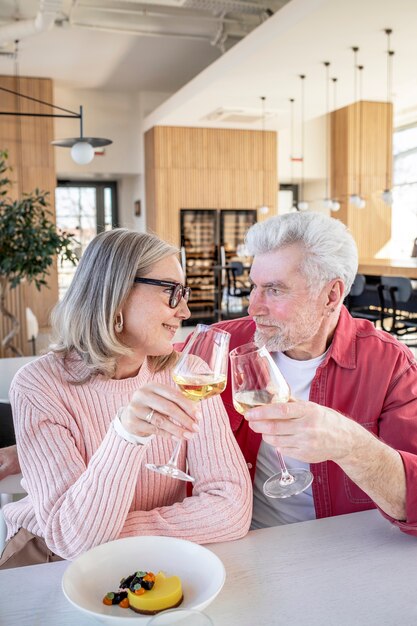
[251, 349, 328, 530]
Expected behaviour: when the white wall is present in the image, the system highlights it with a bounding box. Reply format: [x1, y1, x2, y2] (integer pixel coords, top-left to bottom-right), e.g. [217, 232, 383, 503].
[52, 87, 171, 231]
[278, 114, 327, 183]
[277, 114, 330, 215]
[52, 86, 330, 226]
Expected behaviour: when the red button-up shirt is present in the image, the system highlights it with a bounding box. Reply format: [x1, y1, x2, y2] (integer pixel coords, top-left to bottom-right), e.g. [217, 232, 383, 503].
[208, 308, 417, 536]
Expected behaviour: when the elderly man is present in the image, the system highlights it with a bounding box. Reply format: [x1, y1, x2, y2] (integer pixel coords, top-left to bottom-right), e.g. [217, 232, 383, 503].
[211, 211, 417, 536]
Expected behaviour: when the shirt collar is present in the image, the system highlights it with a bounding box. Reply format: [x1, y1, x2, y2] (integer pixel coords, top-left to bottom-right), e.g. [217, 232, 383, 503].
[324, 306, 357, 370]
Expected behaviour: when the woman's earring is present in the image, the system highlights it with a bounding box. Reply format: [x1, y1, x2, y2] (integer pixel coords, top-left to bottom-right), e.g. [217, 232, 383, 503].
[115, 312, 124, 333]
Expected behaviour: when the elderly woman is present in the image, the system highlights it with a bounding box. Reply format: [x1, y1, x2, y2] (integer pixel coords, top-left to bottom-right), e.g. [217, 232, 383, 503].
[0, 229, 251, 568]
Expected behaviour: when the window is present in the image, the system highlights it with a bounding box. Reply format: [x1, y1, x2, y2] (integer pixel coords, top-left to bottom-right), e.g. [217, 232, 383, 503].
[392, 125, 417, 257]
[55, 181, 118, 299]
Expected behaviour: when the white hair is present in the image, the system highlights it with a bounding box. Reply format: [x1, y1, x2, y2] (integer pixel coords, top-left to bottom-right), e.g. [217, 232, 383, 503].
[245, 212, 358, 295]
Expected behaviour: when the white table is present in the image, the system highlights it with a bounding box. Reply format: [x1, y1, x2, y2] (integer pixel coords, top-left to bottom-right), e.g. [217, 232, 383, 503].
[1, 510, 417, 626]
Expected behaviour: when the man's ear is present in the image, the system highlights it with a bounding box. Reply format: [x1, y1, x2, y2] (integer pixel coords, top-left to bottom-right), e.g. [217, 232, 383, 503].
[325, 278, 345, 310]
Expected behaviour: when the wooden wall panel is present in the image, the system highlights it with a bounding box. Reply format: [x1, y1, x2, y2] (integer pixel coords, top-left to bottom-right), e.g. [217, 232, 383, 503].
[331, 101, 392, 258]
[0, 75, 57, 356]
[145, 126, 277, 245]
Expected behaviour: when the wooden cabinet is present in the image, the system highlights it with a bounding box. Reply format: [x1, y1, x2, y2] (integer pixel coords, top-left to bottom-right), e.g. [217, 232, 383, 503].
[330, 101, 392, 258]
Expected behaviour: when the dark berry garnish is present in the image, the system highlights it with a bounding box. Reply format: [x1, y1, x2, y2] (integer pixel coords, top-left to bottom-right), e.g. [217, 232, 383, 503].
[103, 591, 128, 606]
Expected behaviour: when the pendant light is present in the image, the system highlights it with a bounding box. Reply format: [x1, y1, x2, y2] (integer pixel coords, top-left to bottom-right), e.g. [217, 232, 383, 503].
[357, 63, 366, 209]
[322, 61, 334, 211]
[382, 28, 394, 206]
[259, 96, 269, 215]
[289, 97, 299, 211]
[0, 41, 112, 166]
[297, 74, 309, 211]
[330, 76, 341, 211]
[349, 46, 365, 208]
[12, 44, 24, 197]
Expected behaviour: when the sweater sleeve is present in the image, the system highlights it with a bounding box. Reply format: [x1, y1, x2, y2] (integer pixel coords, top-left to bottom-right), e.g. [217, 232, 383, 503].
[10, 383, 149, 559]
[119, 392, 252, 544]
[9, 360, 251, 559]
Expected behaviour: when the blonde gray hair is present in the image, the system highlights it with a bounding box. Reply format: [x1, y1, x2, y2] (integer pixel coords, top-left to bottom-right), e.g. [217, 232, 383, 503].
[50, 228, 179, 381]
[245, 212, 358, 295]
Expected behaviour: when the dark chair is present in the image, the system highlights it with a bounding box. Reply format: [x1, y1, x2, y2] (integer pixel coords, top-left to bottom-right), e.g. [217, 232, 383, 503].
[227, 261, 251, 298]
[0, 401, 23, 552]
[377, 276, 417, 344]
[225, 261, 251, 316]
[0, 402, 15, 448]
[345, 273, 366, 306]
[347, 274, 382, 326]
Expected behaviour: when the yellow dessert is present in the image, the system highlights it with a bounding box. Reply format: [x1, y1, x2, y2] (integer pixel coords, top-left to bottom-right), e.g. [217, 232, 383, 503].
[128, 571, 183, 614]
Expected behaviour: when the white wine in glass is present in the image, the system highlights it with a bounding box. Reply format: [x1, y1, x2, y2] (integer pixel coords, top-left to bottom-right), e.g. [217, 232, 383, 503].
[146, 324, 230, 482]
[172, 372, 227, 402]
[230, 342, 313, 498]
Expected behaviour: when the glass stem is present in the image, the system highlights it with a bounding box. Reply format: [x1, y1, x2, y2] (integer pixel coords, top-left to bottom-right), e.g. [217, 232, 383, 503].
[166, 438, 182, 468]
[276, 449, 295, 485]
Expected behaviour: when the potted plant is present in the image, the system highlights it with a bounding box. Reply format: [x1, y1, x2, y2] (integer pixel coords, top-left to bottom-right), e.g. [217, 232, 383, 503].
[0, 150, 78, 356]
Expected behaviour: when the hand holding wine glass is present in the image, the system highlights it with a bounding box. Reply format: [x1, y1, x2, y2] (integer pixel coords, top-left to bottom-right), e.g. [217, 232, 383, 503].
[230, 342, 313, 498]
[146, 324, 230, 482]
[172, 324, 230, 402]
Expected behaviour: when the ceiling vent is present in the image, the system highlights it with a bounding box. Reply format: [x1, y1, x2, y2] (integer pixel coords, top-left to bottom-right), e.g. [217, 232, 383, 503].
[203, 107, 277, 123]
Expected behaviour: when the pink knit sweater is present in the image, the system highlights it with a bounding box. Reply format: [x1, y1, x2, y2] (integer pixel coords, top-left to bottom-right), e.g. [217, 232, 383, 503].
[5, 353, 252, 560]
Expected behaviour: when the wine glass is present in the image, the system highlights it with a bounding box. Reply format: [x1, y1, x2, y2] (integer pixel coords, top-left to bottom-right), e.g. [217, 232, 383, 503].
[148, 608, 213, 625]
[230, 342, 313, 498]
[146, 324, 230, 482]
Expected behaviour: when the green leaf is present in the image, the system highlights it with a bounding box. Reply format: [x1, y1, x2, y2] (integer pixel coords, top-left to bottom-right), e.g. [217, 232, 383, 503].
[0, 153, 79, 290]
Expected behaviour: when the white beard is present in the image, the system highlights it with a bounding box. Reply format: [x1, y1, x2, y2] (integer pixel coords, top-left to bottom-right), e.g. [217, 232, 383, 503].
[253, 312, 323, 353]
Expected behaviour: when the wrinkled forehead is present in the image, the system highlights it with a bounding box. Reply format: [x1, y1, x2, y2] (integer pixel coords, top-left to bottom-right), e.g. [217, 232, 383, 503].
[250, 244, 308, 286]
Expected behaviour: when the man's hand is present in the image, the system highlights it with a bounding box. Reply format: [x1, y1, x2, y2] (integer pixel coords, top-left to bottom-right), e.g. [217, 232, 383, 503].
[245, 399, 356, 464]
[0, 445, 21, 480]
[245, 400, 406, 521]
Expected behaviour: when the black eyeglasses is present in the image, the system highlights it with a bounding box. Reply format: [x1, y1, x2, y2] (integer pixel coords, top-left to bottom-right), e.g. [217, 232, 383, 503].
[134, 277, 191, 309]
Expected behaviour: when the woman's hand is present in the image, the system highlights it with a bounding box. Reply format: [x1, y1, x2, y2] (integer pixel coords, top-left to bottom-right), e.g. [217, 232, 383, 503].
[119, 383, 201, 440]
[0, 444, 21, 480]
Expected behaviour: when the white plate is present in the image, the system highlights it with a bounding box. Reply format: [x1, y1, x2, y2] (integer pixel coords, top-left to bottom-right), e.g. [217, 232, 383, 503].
[62, 535, 225, 625]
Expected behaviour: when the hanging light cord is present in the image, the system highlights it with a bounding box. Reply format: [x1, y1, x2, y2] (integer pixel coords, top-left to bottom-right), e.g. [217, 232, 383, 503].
[261, 95, 266, 209]
[331, 77, 339, 210]
[290, 97, 295, 191]
[13, 40, 23, 197]
[352, 47, 359, 196]
[358, 64, 364, 198]
[324, 62, 330, 200]
[385, 28, 394, 192]
[300, 75, 306, 204]
[332, 77, 338, 111]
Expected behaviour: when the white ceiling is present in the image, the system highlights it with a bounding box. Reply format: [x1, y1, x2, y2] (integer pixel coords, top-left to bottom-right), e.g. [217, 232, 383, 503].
[0, 0, 416, 132]
[144, 0, 417, 131]
[0, 0, 287, 91]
